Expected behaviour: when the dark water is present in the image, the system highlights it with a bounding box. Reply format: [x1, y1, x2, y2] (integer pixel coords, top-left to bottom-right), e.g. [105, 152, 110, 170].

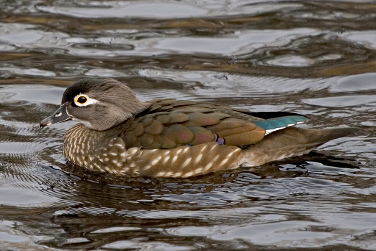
[0, 0, 375, 250]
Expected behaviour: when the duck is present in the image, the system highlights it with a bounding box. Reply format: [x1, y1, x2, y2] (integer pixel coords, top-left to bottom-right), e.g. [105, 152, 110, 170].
[40, 78, 355, 178]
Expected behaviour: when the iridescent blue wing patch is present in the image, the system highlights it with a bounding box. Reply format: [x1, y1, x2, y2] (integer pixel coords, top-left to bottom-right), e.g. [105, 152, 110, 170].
[254, 115, 308, 135]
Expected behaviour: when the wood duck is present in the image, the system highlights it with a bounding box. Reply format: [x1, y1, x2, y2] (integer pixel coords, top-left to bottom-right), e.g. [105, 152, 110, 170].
[40, 79, 355, 178]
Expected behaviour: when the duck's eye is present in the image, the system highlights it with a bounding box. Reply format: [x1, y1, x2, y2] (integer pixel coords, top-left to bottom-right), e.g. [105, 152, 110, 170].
[76, 95, 87, 104]
[73, 94, 96, 107]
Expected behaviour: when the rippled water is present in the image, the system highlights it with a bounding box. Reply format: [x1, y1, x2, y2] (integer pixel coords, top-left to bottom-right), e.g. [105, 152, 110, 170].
[0, 0, 375, 250]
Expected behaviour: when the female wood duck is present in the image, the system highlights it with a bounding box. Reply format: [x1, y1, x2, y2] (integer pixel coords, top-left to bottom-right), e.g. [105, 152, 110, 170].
[40, 78, 355, 178]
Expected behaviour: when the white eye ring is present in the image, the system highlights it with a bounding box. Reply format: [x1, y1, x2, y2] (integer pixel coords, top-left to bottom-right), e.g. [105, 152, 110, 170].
[73, 94, 98, 107]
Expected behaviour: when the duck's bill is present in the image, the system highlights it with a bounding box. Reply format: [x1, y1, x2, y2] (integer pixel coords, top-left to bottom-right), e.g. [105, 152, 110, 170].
[40, 102, 72, 128]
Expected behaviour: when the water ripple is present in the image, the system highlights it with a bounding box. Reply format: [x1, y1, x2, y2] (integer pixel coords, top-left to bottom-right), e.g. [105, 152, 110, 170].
[0, 0, 375, 250]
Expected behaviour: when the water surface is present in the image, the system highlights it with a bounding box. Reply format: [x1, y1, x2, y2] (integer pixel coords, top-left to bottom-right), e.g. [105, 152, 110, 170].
[0, 0, 375, 250]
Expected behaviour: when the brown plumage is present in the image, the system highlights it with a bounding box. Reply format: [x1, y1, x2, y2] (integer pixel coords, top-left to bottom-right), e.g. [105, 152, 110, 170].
[40, 78, 356, 178]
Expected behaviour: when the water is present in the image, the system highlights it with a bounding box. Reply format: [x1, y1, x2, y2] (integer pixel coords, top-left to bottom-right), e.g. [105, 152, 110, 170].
[0, 0, 375, 250]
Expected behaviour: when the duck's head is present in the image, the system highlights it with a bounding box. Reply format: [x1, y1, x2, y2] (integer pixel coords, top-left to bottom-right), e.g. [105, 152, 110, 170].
[40, 78, 146, 131]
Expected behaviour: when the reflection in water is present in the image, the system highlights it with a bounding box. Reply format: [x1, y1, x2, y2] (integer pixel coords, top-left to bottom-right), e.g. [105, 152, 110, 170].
[0, 0, 375, 250]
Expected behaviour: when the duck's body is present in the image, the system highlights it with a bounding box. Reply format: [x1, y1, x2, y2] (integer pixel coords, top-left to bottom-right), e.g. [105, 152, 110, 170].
[41, 79, 355, 178]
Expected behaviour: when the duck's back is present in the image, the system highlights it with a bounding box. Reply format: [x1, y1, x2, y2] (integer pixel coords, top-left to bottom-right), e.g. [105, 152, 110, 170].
[119, 99, 308, 150]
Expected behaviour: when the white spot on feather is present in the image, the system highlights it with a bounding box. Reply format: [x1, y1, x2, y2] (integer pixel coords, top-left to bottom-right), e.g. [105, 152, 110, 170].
[203, 162, 213, 171]
[194, 167, 203, 174]
[200, 145, 208, 152]
[109, 151, 117, 156]
[181, 157, 192, 168]
[211, 154, 220, 162]
[127, 147, 139, 155]
[183, 171, 193, 178]
[171, 155, 178, 164]
[143, 165, 152, 170]
[195, 153, 203, 164]
[219, 157, 229, 167]
[114, 143, 125, 148]
[163, 155, 171, 164]
[93, 162, 102, 171]
[151, 155, 162, 165]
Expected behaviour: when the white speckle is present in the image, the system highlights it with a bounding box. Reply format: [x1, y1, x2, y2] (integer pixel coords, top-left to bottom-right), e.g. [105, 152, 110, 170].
[195, 153, 203, 164]
[183, 171, 193, 178]
[104, 157, 109, 162]
[130, 162, 136, 168]
[181, 157, 192, 168]
[127, 147, 139, 155]
[76, 156, 83, 165]
[120, 152, 127, 158]
[173, 172, 182, 177]
[120, 152, 126, 162]
[151, 155, 162, 165]
[194, 167, 203, 174]
[165, 171, 173, 177]
[143, 165, 152, 170]
[171, 155, 178, 164]
[114, 143, 125, 149]
[77, 136, 82, 146]
[133, 170, 140, 175]
[176, 149, 183, 155]
[93, 162, 102, 171]
[200, 145, 208, 152]
[156, 171, 166, 177]
[109, 151, 117, 156]
[219, 158, 229, 167]
[210, 143, 217, 151]
[226, 151, 236, 159]
[203, 162, 213, 171]
[211, 154, 220, 162]
[163, 155, 171, 164]
[182, 147, 189, 154]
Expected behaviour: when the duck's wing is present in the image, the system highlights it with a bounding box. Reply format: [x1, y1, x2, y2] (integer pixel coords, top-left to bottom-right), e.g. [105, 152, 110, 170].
[120, 99, 307, 149]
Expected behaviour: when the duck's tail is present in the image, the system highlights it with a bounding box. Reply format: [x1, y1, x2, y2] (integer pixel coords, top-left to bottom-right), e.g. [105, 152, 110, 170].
[239, 127, 357, 167]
